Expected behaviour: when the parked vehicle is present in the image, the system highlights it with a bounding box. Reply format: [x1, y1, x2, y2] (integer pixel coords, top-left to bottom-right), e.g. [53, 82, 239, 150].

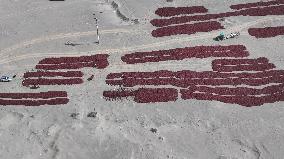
[0, 76, 12, 82]
[30, 85, 40, 89]
[214, 32, 240, 41]
[87, 75, 94, 81]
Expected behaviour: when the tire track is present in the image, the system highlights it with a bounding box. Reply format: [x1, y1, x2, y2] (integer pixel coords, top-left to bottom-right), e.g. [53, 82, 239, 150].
[0, 26, 147, 58]
[1, 16, 284, 65]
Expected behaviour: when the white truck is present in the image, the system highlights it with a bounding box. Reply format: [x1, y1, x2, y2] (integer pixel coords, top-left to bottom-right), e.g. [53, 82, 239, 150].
[0, 76, 12, 82]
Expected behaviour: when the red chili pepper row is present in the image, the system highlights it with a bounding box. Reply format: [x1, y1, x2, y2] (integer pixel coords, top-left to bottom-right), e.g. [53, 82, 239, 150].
[248, 26, 284, 38]
[151, 21, 224, 37]
[122, 45, 249, 64]
[0, 98, 69, 106]
[230, 0, 284, 10]
[103, 88, 178, 103]
[0, 91, 67, 99]
[22, 78, 83, 86]
[155, 6, 208, 17]
[151, 5, 284, 27]
[23, 71, 84, 78]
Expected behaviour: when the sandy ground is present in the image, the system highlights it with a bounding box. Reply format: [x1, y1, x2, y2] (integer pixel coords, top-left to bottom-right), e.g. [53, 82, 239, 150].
[1, 0, 284, 159]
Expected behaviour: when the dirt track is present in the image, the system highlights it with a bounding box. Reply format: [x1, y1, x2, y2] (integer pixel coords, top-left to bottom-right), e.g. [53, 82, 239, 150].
[1, 15, 284, 66]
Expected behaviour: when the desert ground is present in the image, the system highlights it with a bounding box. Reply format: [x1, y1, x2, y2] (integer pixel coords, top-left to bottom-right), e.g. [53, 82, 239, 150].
[1, 0, 284, 159]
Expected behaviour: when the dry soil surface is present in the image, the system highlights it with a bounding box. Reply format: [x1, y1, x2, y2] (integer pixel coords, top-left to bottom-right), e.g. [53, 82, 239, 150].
[1, 0, 284, 159]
